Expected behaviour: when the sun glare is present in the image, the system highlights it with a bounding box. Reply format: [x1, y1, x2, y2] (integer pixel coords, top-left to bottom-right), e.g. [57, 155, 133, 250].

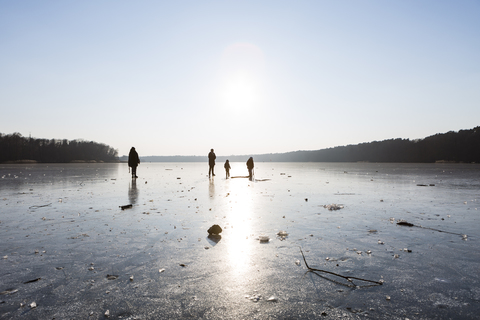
[218, 43, 265, 113]
[222, 72, 257, 110]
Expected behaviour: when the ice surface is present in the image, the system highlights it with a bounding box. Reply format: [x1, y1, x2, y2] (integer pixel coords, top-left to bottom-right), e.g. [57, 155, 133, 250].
[0, 162, 479, 319]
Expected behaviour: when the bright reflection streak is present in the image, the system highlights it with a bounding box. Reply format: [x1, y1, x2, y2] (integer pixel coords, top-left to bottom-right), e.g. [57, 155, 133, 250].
[225, 179, 255, 276]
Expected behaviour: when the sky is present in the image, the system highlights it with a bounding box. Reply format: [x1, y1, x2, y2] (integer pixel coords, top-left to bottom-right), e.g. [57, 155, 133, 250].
[1, 1, 479, 157]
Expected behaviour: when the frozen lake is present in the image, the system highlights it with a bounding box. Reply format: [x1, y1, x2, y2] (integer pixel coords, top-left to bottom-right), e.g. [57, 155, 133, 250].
[0, 162, 479, 319]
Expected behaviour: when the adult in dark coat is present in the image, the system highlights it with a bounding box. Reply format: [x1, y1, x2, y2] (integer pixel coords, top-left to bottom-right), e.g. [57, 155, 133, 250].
[246, 157, 254, 180]
[128, 147, 140, 178]
[208, 149, 216, 178]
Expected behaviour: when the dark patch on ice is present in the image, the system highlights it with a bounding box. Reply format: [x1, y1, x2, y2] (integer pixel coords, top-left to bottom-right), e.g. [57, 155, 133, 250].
[397, 221, 414, 227]
[23, 278, 41, 284]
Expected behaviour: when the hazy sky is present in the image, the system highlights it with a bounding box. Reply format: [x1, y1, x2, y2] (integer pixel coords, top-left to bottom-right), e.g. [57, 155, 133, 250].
[1, 1, 479, 157]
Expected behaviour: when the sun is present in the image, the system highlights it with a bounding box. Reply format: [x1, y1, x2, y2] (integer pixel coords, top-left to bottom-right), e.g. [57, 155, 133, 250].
[218, 43, 265, 112]
[222, 71, 257, 110]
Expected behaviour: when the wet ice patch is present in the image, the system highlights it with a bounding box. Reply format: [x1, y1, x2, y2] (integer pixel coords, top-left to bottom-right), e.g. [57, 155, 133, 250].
[429, 292, 462, 308]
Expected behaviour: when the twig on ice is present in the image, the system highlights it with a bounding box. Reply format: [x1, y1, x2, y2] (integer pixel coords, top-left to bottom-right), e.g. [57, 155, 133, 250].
[299, 247, 383, 288]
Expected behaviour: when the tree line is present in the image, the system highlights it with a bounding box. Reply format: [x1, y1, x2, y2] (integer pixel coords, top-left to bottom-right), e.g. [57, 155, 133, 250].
[0, 133, 118, 163]
[123, 126, 480, 163]
[252, 126, 480, 163]
[6, 126, 477, 164]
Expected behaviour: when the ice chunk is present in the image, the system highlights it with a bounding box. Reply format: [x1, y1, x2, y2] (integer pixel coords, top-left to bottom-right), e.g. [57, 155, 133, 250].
[323, 204, 344, 211]
[259, 235, 270, 242]
[276, 231, 288, 237]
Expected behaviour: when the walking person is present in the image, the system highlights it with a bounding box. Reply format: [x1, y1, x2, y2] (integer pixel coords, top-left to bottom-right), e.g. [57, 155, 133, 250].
[128, 147, 140, 178]
[224, 159, 231, 179]
[208, 149, 216, 178]
[246, 157, 254, 180]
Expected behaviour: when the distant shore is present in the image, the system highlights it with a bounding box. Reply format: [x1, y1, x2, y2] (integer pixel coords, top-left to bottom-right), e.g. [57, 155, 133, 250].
[2, 159, 477, 164]
[1, 160, 122, 164]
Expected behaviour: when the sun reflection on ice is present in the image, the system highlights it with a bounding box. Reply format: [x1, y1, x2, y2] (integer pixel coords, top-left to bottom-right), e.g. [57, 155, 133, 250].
[225, 179, 255, 277]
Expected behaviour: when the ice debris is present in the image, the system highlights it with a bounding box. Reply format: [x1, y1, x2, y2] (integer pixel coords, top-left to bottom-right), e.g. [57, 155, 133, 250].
[207, 224, 222, 235]
[0, 288, 18, 295]
[276, 230, 288, 237]
[276, 230, 288, 241]
[245, 294, 262, 302]
[259, 235, 270, 242]
[323, 204, 344, 211]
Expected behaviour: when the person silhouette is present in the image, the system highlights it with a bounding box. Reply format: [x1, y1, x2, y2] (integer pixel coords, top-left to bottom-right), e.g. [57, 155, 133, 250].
[128, 147, 140, 178]
[246, 157, 254, 180]
[208, 149, 216, 178]
[224, 159, 231, 179]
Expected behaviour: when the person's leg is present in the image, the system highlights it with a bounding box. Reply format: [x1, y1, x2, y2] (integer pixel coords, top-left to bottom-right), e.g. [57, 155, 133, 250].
[132, 166, 137, 178]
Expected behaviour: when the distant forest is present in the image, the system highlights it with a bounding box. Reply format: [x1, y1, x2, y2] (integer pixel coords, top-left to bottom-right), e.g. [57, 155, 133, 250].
[3, 127, 479, 164]
[127, 127, 480, 163]
[256, 126, 480, 163]
[0, 133, 118, 163]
